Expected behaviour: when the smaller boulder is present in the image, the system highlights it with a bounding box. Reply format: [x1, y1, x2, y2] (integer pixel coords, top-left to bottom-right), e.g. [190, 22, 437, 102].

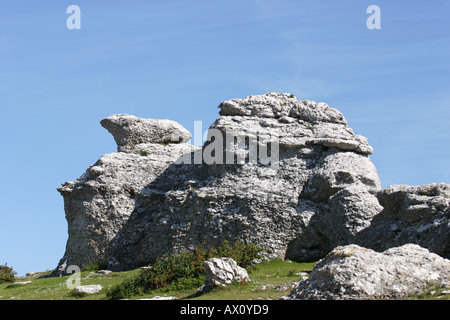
[75, 284, 103, 294]
[204, 257, 250, 287]
[285, 244, 450, 300]
[193, 257, 250, 297]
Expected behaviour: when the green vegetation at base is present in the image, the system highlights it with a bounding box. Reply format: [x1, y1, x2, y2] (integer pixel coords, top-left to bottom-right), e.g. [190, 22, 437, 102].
[188, 258, 316, 300]
[81, 262, 107, 272]
[0, 257, 315, 300]
[407, 283, 450, 300]
[106, 240, 264, 299]
[2, 249, 448, 300]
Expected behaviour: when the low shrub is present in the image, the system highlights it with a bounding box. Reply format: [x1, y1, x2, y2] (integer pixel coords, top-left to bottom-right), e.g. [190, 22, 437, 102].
[106, 240, 263, 299]
[0, 264, 17, 284]
[81, 262, 107, 272]
[215, 239, 263, 269]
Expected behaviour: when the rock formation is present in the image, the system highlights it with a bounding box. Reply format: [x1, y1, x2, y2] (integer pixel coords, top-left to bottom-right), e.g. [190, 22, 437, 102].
[53, 92, 449, 279]
[285, 244, 450, 300]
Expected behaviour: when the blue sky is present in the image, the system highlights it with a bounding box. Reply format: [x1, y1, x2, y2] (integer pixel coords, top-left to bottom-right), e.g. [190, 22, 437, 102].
[0, 1, 449, 276]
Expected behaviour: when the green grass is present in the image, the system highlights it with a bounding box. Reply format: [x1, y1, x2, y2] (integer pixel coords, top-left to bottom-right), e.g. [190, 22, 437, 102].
[0, 269, 141, 300]
[0, 259, 314, 300]
[407, 283, 450, 300]
[2, 260, 447, 300]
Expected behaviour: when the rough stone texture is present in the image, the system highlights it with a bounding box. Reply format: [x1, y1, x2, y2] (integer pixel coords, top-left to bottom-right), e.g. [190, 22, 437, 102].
[56, 143, 199, 272]
[52, 92, 448, 276]
[216, 92, 373, 154]
[100, 114, 192, 152]
[286, 244, 450, 300]
[356, 183, 450, 259]
[286, 151, 382, 261]
[204, 257, 250, 287]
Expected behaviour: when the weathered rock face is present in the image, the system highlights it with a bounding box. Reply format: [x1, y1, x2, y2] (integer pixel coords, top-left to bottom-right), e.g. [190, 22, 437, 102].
[56, 141, 199, 273]
[286, 244, 450, 300]
[53, 92, 448, 276]
[356, 183, 450, 259]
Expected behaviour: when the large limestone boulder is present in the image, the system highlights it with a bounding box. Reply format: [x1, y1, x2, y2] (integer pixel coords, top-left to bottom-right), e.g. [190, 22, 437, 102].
[286, 244, 450, 300]
[52, 92, 448, 277]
